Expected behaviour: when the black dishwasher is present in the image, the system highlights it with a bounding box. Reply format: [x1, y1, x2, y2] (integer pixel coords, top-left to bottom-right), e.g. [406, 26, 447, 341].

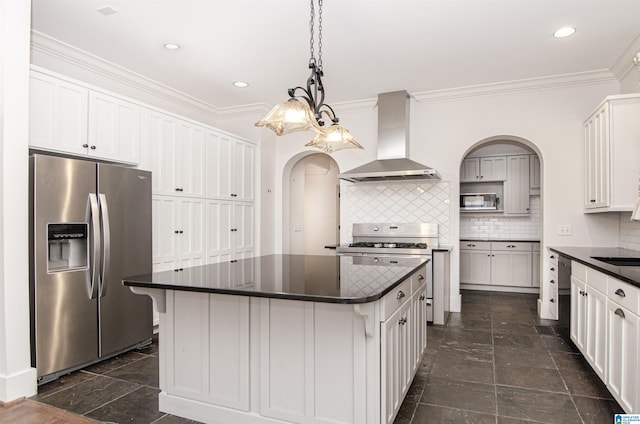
[558, 255, 572, 290]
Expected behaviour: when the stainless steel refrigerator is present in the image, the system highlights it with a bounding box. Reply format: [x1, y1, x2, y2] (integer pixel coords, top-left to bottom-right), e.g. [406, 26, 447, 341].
[29, 154, 153, 384]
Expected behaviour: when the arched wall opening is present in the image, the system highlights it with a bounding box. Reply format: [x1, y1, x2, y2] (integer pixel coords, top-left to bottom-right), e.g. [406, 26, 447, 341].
[282, 152, 340, 255]
[458, 135, 547, 311]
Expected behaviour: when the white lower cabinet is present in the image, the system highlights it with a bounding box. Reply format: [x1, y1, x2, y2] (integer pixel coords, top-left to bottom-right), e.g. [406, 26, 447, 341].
[381, 300, 411, 424]
[152, 196, 205, 272]
[570, 261, 640, 413]
[607, 300, 638, 413]
[460, 241, 534, 287]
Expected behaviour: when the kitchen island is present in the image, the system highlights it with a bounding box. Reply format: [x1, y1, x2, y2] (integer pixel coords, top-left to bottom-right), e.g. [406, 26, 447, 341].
[124, 254, 429, 424]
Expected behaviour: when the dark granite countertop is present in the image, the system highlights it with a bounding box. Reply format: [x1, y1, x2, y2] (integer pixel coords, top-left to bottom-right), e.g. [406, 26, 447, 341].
[549, 246, 640, 288]
[124, 254, 427, 304]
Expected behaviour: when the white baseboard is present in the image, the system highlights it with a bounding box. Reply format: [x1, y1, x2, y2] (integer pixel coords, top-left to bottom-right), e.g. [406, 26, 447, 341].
[0, 367, 37, 402]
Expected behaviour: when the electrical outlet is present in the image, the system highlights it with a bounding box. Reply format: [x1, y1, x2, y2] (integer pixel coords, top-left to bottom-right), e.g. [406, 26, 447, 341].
[293, 224, 303, 232]
[558, 225, 572, 236]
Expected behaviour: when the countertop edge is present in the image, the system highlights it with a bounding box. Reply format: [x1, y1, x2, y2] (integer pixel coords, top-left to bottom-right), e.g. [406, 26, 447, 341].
[549, 246, 640, 288]
[123, 258, 429, 305]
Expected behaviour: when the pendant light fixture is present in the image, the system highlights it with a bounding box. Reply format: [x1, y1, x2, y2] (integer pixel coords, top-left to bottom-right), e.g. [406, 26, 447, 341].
[255, 0, 363, 153]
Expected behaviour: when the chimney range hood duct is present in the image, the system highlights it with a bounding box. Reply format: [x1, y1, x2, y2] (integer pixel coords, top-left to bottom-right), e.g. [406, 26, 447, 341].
[338, 90, 441, 183]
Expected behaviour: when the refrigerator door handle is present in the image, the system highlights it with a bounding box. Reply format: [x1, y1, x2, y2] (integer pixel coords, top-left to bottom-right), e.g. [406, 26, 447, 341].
[99, 193, 111, 297]
[88, 193, 101, 299]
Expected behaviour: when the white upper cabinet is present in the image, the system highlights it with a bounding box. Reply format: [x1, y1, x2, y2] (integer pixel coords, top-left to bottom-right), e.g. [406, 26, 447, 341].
[206, 129, 255, 201]
[147, 110, 206, 198]
[29, 71, 89, 157]
[29, 70, 142, 165]
[88, 91, 142, 164]
[461, 156, 506, 182]
[584, 94, 640, 212]
[504, 155, 530, 215]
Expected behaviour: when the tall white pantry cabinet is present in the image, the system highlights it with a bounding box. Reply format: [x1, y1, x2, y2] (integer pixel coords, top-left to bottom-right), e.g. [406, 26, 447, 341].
[28, 67, 258, 324]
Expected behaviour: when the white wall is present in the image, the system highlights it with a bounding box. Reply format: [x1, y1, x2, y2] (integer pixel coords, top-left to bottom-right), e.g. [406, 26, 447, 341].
[0, 0, 38, 402]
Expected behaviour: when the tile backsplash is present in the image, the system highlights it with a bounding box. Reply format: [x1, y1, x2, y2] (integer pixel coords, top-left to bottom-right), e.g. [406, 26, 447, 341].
[619, 212, 640, 250]
[340, 181, 451, 245]
[459, 196, 541, 240]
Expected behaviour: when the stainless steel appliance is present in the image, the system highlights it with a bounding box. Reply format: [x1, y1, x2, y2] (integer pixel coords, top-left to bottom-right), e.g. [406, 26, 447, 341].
[29, 154, 153, 384]
[460, 192, 499, 211]
[336, 223, 438, 321]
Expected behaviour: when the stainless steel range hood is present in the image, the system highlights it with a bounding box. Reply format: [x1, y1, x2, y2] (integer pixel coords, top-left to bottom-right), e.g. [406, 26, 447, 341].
[338, 90, 441, 183]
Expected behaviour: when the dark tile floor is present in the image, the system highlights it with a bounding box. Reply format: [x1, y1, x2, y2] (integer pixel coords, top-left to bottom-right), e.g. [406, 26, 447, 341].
[28, 290, 623, 424]
[395, 291, 624, 424]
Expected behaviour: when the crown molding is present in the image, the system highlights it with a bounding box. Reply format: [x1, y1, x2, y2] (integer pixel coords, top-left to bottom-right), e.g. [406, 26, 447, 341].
[610, 33, 640, 81]
[30, 31, 622, 119]
[30, 31, 274, 119]
[412, 70, 618, 104]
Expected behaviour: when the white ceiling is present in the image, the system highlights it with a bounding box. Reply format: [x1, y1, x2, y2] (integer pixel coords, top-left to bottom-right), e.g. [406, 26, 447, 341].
[31, 0, 640, 110]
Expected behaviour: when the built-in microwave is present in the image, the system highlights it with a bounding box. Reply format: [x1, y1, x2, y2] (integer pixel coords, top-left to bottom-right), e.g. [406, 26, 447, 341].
[460, 193, 498, 211]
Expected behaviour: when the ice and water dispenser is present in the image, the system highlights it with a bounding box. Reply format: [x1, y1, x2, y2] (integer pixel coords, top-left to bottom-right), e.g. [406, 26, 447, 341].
[47, 223, 88, 272]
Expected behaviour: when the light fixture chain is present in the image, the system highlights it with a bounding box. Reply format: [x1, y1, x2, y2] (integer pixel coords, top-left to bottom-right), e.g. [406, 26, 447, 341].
[317, 0, 323, 70]
[309, 0, 315, 64]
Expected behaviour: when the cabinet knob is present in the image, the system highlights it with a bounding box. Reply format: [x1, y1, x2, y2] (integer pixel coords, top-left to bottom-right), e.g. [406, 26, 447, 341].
[82, 143, 89, 148]
[614, 288, 626, 298]
[590, 199, 596, 203]
[507, 245, 516, 248]
[90, 145, 96, 150]
[396, 290, 406, 300]
[550, 267, 555, 271]
[550, 298, 555, 303]
[550, 255, 555, 259]
[418, 275, 424, 281]
[550, 279, 555, 284]
[174, 230, 180, 234]
[419, 295, 425, 301]
[467, 244, 476, 247]
[614, 308, 626, 319]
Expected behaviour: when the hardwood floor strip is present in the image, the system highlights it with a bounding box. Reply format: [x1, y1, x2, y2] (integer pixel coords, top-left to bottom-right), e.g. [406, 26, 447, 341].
[0, 399, 98, 424]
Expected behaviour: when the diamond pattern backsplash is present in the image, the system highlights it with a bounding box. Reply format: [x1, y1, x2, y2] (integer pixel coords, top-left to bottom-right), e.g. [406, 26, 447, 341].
[340, 181, 451, 245]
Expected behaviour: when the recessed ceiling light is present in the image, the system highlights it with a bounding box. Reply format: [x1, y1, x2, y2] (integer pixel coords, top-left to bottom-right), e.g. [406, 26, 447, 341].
[97, 6, 118, 16]
[163, 43, 180, 50]
[553, 26, 576, 38]
[233, 81, 249, 88]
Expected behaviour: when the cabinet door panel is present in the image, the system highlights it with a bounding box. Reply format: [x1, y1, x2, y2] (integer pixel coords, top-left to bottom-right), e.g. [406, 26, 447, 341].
[148, 113, 179, 195]
[461, 158, 479, 182]
[152, 196, 179, 269]
[480, 157, 506, 181]
[29, 73, 88, 155]
[180, 199, 206, 262]
[505, 155, 530, 214]
[570, 277, 586, 351]
[607, 301, 638, 412]
[178, 122, 206, 197]
[88, 92, 141, 164]
[585, 288, 606, 380]
[234, 202, 255, 252]
[468, 251, 491, 285]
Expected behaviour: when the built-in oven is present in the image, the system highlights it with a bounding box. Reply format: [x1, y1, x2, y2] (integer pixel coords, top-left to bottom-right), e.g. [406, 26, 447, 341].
[336, 223, 438, 322]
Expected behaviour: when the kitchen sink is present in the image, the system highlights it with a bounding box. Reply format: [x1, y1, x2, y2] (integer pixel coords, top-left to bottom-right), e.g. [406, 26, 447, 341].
[591, 256, 640, 266]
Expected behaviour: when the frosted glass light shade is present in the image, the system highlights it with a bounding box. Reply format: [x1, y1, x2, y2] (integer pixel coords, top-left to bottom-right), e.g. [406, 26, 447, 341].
[306, 124, 364, 153]
[255, 98, 320, 135]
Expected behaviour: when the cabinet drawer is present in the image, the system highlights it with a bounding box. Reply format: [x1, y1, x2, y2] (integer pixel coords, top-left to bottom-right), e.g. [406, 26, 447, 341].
[460, 241, 491, 251]
[607, 278, 639, 315]
[381, 278, 412, 321]
[411, 265, 427, 293]
[586, 267, 608, 293]
[572, 261, 587, 282]
[491, 242, 532, 251]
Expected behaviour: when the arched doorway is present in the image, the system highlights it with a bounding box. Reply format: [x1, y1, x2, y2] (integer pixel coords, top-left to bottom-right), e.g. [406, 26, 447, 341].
[286, 153, 340, 255]
[458, 136, 547, 305]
